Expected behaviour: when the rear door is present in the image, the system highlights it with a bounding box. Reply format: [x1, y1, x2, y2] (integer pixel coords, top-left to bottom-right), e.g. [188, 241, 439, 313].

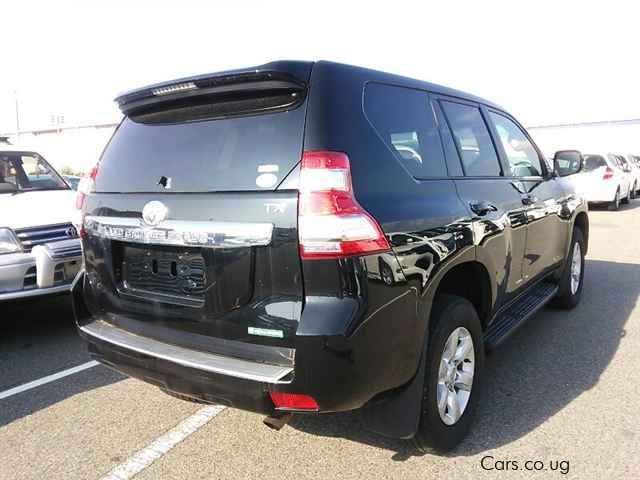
[437, 97, 529, 301]
[81, 66, 311, 356]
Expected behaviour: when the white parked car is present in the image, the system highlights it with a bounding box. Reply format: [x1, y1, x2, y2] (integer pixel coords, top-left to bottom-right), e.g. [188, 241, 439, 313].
[614, 154, 636, 200]
[624, 154, 640, 198]
[0, 145, 82, 300]
[575, 153, 633, 210]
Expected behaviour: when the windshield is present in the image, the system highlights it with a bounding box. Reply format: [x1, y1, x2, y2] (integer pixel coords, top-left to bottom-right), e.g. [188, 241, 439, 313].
[0, 152, 69, 193]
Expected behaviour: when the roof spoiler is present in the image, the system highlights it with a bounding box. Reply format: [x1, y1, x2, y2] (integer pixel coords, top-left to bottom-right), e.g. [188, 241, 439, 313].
[115, 63, 311, 115]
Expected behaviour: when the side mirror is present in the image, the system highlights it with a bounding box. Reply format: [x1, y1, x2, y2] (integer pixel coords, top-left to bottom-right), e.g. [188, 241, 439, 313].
[553, 150, 584, 177]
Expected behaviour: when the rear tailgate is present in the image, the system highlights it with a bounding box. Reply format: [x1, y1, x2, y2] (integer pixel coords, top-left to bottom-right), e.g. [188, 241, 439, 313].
[80, 63, 311, 360]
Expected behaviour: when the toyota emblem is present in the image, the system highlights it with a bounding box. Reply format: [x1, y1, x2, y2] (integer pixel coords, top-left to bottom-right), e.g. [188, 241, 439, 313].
[142, 201, 169, 227]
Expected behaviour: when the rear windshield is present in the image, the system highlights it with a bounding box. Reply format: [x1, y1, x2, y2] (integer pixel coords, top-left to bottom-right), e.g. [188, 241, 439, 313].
[584, 154, 606, 171]
[96, 95, 307, 193]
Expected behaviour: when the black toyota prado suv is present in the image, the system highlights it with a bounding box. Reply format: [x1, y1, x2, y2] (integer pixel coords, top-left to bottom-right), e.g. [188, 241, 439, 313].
[73, 61, 588, 451]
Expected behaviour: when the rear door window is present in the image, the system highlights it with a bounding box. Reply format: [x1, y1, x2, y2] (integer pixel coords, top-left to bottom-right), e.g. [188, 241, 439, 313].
[364, 83, 447, 178]
[441, 101, 502, 176]
[608, 154, 623, 170]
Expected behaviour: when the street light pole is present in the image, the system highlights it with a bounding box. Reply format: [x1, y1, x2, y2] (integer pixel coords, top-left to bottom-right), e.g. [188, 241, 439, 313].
[14, 90, 20, 139]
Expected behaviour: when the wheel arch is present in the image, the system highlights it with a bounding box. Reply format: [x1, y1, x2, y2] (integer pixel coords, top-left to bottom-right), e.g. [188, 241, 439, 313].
[361, 257, 494, 439]
[573, 211, 589, 254]
[429, 260, 494, 332]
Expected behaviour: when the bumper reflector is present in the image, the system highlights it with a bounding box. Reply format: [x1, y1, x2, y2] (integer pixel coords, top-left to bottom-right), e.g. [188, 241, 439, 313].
[269, 392, 319, 411]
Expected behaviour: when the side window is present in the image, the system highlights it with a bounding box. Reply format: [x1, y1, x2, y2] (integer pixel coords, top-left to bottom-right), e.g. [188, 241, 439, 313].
[20, 155, 56, 188]
[441, 101, 501, 176]
[0, 156, 18, 190]
[433, 102, 463, 176]
[618, 156, 630, 172]
[609, 155, 623, 170]
[364, 83, 447, 178]
[488, 112, 543, 177]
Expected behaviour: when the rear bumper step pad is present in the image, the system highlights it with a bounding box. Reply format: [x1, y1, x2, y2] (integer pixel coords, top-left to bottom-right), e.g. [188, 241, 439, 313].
[79, 320, 293, 384]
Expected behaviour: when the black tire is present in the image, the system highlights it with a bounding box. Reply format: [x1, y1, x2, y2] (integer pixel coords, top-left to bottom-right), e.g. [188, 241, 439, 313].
[631, 183, 637, 200]
[380, 261, 395, 286]
[552, 228, 585, 309]
[413, 295, 484, 453]
[609, 189, 620, 211]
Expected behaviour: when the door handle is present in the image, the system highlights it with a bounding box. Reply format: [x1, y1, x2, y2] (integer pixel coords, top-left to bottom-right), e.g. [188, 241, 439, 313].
[469, 201, 498, 216]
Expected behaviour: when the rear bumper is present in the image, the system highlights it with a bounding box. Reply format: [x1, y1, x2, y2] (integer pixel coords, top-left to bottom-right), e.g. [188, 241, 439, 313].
[584, 182, 619, 203]
[80, 320, 293, 384]
[73, 270, 420, 415]
[79, 322, 278, 414]
[0, 239, 82, 301]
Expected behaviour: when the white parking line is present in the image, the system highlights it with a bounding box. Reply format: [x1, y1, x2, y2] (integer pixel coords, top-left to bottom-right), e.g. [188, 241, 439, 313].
[0, 360, 100, 401]
[101, 404, 226, 480]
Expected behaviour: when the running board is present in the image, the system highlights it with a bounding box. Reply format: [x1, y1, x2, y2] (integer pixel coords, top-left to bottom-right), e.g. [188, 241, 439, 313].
[484, 282, 558, 350]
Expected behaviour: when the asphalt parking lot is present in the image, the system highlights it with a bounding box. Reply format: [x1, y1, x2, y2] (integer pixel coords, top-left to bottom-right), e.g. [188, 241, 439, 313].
[1, 203, 639, 480]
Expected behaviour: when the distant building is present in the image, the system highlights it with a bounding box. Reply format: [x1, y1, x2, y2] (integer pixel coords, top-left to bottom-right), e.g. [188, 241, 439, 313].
[529, 119, 640, 156]
[1, 122, 118, 174]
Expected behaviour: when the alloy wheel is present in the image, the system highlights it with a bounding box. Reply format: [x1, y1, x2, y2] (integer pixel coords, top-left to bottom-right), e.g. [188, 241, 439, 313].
[437, 327, 475, 425]
[381, 266, 394, 285]
[570, 243, 582, 295]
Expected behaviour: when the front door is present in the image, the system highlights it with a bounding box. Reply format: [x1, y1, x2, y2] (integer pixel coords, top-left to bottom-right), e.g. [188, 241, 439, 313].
[485, 109, 569, 283]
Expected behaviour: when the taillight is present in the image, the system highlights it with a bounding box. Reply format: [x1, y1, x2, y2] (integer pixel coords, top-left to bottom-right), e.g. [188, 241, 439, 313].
[269, 392, 319, 411]
[74, 164, 99, 235]
[603, 167, 614, 180]
[298, 151, 390, 260]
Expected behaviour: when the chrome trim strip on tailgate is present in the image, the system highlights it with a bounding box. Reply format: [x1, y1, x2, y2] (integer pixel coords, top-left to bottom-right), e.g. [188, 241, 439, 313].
[84, 216, 273, 249]
[80, 320, 293, 384]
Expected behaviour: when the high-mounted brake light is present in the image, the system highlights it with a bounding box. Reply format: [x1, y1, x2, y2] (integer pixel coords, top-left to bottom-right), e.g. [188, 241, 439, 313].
[269, 392, 319, 411]
[298, 151, 390, 259]
[152, 82, 198, 96]
[603, 167, 614, 180]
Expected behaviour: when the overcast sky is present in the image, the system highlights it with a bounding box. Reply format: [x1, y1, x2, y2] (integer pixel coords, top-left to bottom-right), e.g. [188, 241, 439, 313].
[1, 0, 639, 133]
